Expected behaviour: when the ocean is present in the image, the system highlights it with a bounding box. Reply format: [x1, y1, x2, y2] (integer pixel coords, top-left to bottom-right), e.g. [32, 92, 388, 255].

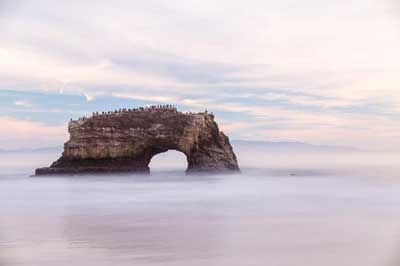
[1, 148, 400, 266]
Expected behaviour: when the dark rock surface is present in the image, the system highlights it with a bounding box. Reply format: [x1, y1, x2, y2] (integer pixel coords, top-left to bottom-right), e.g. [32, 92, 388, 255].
[35, 107, 239, 175]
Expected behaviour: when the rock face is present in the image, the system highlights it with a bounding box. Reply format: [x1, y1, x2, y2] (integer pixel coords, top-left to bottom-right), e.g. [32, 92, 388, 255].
[35, 107, 239, 175]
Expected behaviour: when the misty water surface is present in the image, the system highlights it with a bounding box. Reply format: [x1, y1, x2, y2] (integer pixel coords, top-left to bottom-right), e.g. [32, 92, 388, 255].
[1, 149, 400, 266]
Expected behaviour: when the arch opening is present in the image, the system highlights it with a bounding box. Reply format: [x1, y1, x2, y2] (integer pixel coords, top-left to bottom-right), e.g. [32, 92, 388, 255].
[148, 150, 188, 172]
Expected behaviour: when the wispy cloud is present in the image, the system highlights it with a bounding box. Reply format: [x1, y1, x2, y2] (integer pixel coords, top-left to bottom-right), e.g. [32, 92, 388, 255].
[0, 0, 399, 149]
[14, 100, 31, 108]
[0, 117, 67, 149]
[83, 93, 95, 102]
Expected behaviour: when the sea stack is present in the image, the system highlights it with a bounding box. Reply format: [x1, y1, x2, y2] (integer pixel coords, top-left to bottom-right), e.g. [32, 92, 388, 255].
[35, 106, 239, 175]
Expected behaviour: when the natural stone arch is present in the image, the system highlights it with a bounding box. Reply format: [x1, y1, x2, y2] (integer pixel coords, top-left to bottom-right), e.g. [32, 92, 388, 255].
[36, 107, 239, 175]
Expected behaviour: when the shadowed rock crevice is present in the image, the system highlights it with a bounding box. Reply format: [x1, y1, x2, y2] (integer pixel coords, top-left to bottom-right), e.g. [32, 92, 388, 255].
[35, 107, 239, 175]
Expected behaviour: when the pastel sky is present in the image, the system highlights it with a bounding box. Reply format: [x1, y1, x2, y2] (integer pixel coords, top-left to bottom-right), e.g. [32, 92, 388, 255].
[0, 0, 399, 150]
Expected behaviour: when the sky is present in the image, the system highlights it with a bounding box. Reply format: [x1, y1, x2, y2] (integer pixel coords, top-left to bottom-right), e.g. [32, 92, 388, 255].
[0, 0, 399, 150]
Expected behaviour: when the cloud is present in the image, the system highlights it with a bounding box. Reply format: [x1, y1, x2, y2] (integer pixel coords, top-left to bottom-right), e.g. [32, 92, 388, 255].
[0, 0, 21, 15]
[0, 0, 399, 149]
[0, 117, 68, 150]
[112, 92, 179, 104]
[14, 100, 32, 107]
[83, 93, 95, 102]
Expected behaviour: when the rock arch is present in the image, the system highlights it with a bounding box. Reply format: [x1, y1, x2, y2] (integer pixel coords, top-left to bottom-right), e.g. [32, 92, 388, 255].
[35, 108, 239, 175]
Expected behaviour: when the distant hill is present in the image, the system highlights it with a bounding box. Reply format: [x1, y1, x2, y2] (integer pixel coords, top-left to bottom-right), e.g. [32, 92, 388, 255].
[0, 141, 359, 153]
[0, 146, 63, 153]
[231, 140, 360, 152]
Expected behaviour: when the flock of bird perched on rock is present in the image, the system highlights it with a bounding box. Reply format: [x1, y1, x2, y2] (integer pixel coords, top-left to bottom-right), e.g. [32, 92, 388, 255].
[73, 105, 212, 122]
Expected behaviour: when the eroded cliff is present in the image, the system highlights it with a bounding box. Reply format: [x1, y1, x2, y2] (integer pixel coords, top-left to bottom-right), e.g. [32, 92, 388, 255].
[35, 107, 239, 175]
